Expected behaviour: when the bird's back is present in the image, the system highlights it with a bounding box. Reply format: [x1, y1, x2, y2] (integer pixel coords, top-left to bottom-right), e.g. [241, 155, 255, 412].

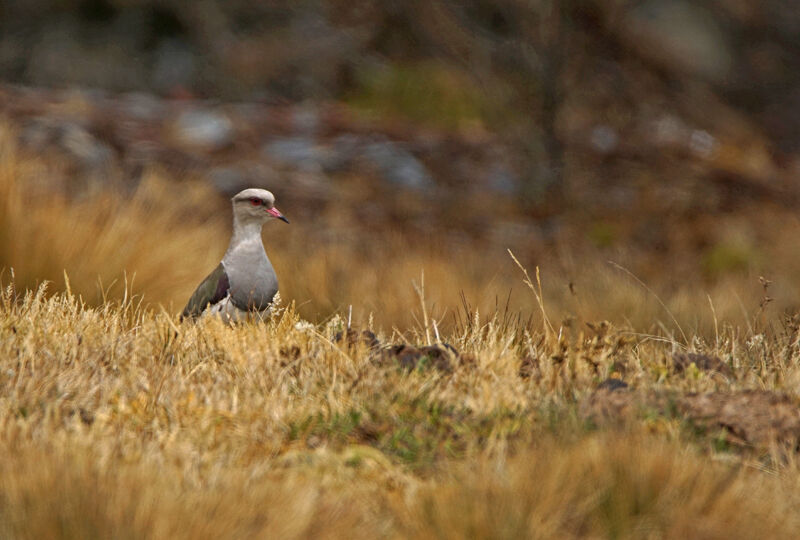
[181, 262, 230, 319]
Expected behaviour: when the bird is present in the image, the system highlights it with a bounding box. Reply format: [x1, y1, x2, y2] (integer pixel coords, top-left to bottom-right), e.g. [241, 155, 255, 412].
[181, 188, 289, 322]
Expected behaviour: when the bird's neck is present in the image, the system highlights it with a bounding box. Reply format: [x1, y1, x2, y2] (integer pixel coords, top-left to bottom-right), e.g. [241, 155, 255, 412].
[227, 216, 264, 254]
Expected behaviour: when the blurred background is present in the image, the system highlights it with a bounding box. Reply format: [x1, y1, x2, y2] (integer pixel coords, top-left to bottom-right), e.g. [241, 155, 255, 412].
[2, 0, 800, 333]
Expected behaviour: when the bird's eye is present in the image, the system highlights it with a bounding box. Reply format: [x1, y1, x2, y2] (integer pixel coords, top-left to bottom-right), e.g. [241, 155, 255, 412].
[249, 198, 261, 206]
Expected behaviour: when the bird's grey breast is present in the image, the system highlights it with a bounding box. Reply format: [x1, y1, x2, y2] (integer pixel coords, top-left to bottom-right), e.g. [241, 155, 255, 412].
[223, 241, 278, 311]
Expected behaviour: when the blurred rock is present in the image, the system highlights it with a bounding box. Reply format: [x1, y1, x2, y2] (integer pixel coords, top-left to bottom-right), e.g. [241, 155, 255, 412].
[291, 106, 320, 135]
[689, 130, 716, 159]
[680, 391, 800, 448]
[486, 162, 518, 194]
[18, 117, 57, 151]
[61, 123, 113, 169]
[326, 133, 364, 172]
[376, 343, 455, 373]
[518, 356, 539, 379]
[172, 108, 234, 151]
[596, 378, 628, 391]
[671, 352, 732, 377]
[645, 115, 718, 159]
[125, 140, 161, 164]
[18, 117, 113, 170]
[581, 388, 800, 450]
[650, 115, 687, 148]
[333, 328, 381, 350]
[579, 384, 639, 425]
[120, 92, 167, 121]
[262, 136, 328, 173]
[589, 125, 619, 155]
[362, 139, 434, 190]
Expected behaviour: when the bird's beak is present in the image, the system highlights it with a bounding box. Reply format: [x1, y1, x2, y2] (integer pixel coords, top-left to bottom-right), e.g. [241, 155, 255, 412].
[266, 206, 290, 224]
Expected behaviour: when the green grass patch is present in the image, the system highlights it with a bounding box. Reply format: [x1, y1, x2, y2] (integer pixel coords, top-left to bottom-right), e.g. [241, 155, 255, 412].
[347, 61, 491, 130]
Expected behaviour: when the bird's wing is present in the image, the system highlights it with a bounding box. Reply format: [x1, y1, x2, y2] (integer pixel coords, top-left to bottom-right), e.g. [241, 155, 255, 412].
[181, 263, 231, 319]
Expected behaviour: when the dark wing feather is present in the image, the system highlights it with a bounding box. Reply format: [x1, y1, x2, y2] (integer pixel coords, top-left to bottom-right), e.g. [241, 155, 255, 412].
[181, 263, 230, 319]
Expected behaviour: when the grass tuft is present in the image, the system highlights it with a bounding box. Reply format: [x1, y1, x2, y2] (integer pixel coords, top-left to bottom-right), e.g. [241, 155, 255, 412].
[2, 283, 800, 536]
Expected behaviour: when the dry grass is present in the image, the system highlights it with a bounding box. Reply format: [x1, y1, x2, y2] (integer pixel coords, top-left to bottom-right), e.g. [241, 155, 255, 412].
[401, 435, 800, 540]
[6, 122, 800, 537]
[0, 126, 227, 311]
[3, 284, 800, 538]
[4, 119, 800, 336]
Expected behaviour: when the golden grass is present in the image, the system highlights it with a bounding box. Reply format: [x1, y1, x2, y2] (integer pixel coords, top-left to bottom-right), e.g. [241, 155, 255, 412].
[4, 118, 800, 336]
[5, 432, 800, 540]
[401, 435, 800, 540]
[2, 286, 800, 538]
[0, 128, 227, 311]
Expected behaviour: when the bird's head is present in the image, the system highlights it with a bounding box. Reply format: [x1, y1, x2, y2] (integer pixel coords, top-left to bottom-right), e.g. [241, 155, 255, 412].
[232, 188, 289, 225]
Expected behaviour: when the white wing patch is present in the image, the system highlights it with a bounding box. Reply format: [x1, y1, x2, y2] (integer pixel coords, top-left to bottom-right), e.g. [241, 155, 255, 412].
[202, 293, 271, 323]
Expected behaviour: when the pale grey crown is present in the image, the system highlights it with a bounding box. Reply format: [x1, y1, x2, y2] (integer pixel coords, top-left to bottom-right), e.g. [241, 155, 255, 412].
[232, 188, 276, 208]
[232, 188, 277, 221]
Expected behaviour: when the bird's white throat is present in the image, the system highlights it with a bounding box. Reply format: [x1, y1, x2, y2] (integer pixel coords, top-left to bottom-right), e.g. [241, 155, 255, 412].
[227, 217, 266, 256]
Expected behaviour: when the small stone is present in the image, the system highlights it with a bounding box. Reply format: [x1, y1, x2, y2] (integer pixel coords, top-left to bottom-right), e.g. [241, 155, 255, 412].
[18, 117, 58, 150]
[333, 329, 381, 350]
[376, 343, 454, 373]
[590, 125, 620, 155]
[362, 140, 434, 190]
[262, 136, 327, 172]
[120, 92, 166, 120]
[597, 378, 629, 392]
[291, 106, 320, 135]
[672, 352, 732, 377]
[78, 408, 95, 425]
[486, 162, 519, 194]
[651, 115, 687, 147]
[61, 124, 113, 168]
[689, 129, 716, 158]
[518, 356, 539, 379]
[173, 108, 234, 150]
[325, 133, 364, 172]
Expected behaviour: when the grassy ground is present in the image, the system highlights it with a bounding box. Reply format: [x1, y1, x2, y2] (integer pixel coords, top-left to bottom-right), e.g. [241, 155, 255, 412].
[5, 125, 800, 537]
[4, 282, 800, 538]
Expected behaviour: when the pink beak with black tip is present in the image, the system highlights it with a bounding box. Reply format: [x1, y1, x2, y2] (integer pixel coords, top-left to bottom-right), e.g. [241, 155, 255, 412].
[267, 206, 289, 224]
